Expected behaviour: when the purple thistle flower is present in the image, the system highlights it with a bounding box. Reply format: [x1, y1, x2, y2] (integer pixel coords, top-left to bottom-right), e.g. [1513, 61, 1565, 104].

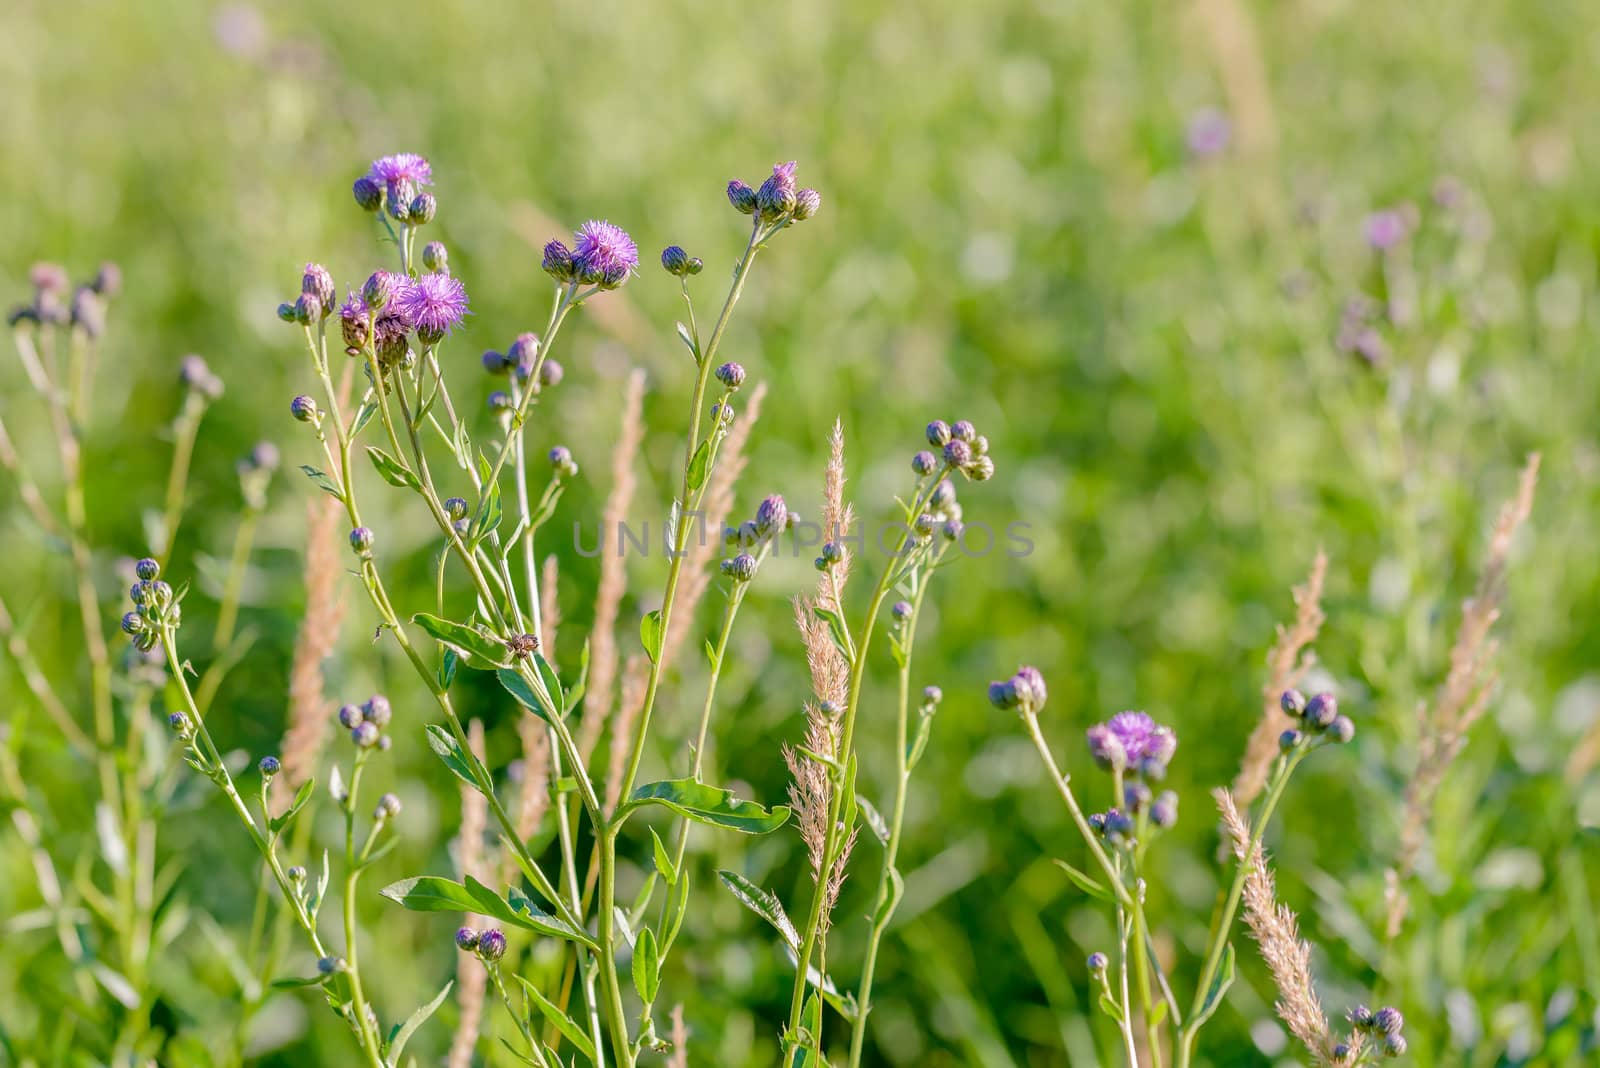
[756, 161, 799, 219]
[368, 153, 433, 190]
[393, 272, 469, 344]
[1089, 711, 1177, 776]
[339, 289, 370, 352]
[571, 221, 639, 289]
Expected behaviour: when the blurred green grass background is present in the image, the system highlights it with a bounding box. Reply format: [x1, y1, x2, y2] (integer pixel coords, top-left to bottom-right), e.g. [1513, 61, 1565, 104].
[4, 0, 1600, 1064]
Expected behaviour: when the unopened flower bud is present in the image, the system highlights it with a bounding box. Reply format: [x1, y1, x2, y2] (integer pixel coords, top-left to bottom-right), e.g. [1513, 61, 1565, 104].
[548, 446, 578, 478]
[1348, 1005, 1374, 1030]
[455, 927, 480, 951]
[259, 756, 281, 777]
[349, 527, 375, 555]
[92, 262, 123, 298]
[277, 301, 297, 323]
[1087, 725, 1128, 771]
[950, 420, 976, 443]
[302, 263, 335, 309]
[351, 722, 381, 748]
[444, 496, 469, 521]
[408, 193, 437, 224]
[288, 865, 308, 883]
[988, 679, 1018, 710]
[726, 179, 757, 214]
[891, 600, 913, 622]
[1383, 1035, 1407, 1057]
[925, 420, 951, 447]
[913, 513, 936, 539]
[120, 611, 144, 635]
[1088, 951, 1109, 973]
[362, 271, 393, 311]
[477, 929, 507, 962]
[965, 455, 996, 481]
[539, 359, 563, 388]
[943, 440, 972, 467]
[376, 792, 402, 819]
[422, 241, 448, 272]
[1279, 728, 1303, 752]
[1331, 715, 1356, 744]
[821, 541, 844, 566]
[661, 245, 691, 276]
[542, 240, 575, 282]
[168, 711, 192, 736]
[923, 685, 943, 706]
[721, 552, 758, 582]
[941, 519, 964, 542]
[1280, 689, 1307, 716]
[362, 694, 392, 728]
[506, 333, 539, 377]
[912, 451, 938, 476]
[972, 435, 989, 456]
[757, 173, 797, 219]
[1124, 781, 1152, 812]
[294, 292, 322, 325]
[136, 558, 161, 581]
[1304, 692, 1337, 729]
[1151, 790, 1179, 828]
[488, 390, 512, 413]
[1373, 1008, 1403, 1035]
[291, 395, 318, 422]
[715, 362, 745, 389]
[755, 494, 787, 537]
[793, 188, 822, 220]
[318, 956, 346, 975]
[353, 176, 384, 212]
[338, 703, 363, 729]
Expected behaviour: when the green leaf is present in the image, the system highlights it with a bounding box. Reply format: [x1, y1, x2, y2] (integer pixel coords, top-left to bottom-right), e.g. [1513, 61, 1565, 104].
[270, 973, 331, 990]
[858, 796, 890, 845]
[1150, 1000, 1170, 1027]
[515, 975, 597, 1062]
[650, 828, 678, 886]
[412, 613, 508, 668]
[632, 927, 660, 1005]
[386, 978, 452, 1064]
[906, 706, 937, 769]
[379, 875, 596, 949]
[686, 440, 711, 493]
[298, 464, 343, 500]
[718, 870, 799, 950]
[872, 866, 904, 927]
[639, 610, 663, 663]
[472, 453, 502, 542]
[1052, 858, 1113, 902]
[532, 653, 564, 713]
[497, 668, 553, 723]
[675, 321, 697, 358]
[1098, 993, 1125, 1022]
[269, 778, 316, 835]
[424, 725, 478, 788]
[562, 640, 590, 715]
[365, 446, 419, 490]
[1191, 942, 1235, 1030]
[351, 399, 378, 436]
[620, 779, 789, 834]
[887, 631, 907, 669]
[438, 648, 459, 690]
[811, 605, 851, 655]
[704, 638, 719, 671]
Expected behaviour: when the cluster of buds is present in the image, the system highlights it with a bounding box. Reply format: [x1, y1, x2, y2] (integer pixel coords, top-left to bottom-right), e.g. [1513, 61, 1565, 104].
[548, 445, 579, 480]
[1277, 689, 1355, 751]
[721, 493, 798, 582]
[1097, 780, 1180, 838]
[481, 331, 563, 391]
[338, 695, 393, 751]
[352, 152, 436, 224]
[987, 665, 1048, 717]
[455, 926, 507, 964]
[919, 419, 995, 482]
[1086, 710, 1178, 781]
[236, 441, 279, 511]
[660, 245, 705, 278]
[726, 161, 823, 225]
[121, 557, 179, 651]
[179, 353, 225, 401]
[1342, 1005, 1407, 1058]
[6, 260, 119, 335]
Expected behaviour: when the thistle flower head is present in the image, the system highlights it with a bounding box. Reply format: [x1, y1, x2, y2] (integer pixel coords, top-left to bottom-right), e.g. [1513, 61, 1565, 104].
[726, 179, 757, 214]
[755, 493, 788, 537]
[422, 240, 448, 272]
[989, 665, 1047, 714]
[455, 926, 480, 951]
[368, 153, 433, 190]
[756, 161, 799, 219]
[793, 188, 822, 220]
[571, 220, 639, 289]
[339, 290, 370, 352]
[721, 552, 758, 582]
[302, 262, 335, 308]
[715, 361, 745, 389]
[258, 755, 281, 776]
[912, 450, 938, 476]
[539, 359, 564, 388]
[393, 272, 469, 344]
[542, 239, 575, 282]
[507, 332, 539, 377]
[476, 928, 507, 962]
[1089, 711, 1177, 776]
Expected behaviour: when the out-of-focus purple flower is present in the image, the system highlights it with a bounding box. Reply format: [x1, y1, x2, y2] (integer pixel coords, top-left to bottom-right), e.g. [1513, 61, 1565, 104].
[1088, 711, 1177, 776]
[1186, 108, 1232, 160]
[393, 272, 469, 344]
[1364, 208, 1410, 251]
[571, 221, 639, 289]
[31, 263, 69, 293]
[213, 4, 267, 58]
[989, 665, 1047, 713]
[507, 332, 539, 377]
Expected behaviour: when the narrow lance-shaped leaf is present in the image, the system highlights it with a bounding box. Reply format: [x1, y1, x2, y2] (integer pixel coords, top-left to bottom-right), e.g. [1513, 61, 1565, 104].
[516, 975, 597, 1063]
[386, 978, 453, 1064]
[633, 927, 660, 1005]
[718, 869, 799, 950]
[412, 613, 509, 668]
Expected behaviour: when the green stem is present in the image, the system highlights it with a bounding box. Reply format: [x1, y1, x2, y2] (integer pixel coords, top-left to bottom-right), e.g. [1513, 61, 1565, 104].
[1175, 752, 1304, 1067]
[1020, 712, 1133, 908]
[212, 507, 260, 651]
